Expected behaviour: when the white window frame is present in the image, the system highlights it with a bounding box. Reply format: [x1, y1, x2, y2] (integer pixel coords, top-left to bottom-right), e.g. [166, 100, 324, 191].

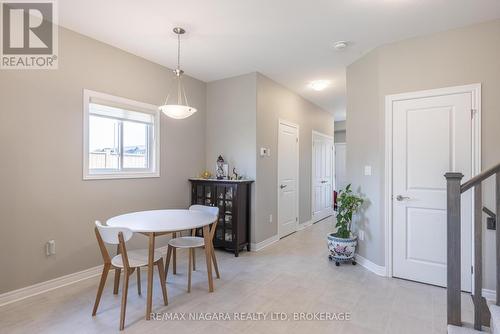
[83, 89, 160, 180]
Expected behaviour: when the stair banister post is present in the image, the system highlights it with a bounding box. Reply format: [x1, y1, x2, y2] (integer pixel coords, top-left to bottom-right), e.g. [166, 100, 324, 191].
[445, 172, 464, 326]
[474, 183, 483, 330]
[496, 172, 500, 306]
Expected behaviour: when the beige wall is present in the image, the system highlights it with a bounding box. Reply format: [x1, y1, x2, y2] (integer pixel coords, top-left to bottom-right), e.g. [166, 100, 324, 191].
[205, 73, 257, 240]
[346, 19, 500, 289]
[346, 49, 383, 264]
[0, 27, 207, 293]
[256, 73, 335, 243]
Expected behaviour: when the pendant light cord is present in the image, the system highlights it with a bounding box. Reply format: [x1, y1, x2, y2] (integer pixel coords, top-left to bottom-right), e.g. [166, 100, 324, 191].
[177, 31, 181, 71]
[162, 28, 191, 108]
[177, 32, 181, 104]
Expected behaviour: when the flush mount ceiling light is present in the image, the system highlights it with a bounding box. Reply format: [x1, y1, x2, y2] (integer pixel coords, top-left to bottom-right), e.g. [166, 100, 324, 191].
[159, 27, 197, 119]
[333, 41, 348, 50]
[309, 80, 331, 91]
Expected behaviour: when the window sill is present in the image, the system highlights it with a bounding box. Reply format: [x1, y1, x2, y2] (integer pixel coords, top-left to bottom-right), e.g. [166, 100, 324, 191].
[83, 171, 160, 180]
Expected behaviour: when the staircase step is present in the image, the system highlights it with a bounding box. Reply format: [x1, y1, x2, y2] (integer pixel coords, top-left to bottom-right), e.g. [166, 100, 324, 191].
[447, 325, 485, 334]
[488, 304, 500, 333]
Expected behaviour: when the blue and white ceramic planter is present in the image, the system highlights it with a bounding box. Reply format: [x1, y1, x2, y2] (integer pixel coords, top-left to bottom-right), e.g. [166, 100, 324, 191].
[327, 233, 357, 265]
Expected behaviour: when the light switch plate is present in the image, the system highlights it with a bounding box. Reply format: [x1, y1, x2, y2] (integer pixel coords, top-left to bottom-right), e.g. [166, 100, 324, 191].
[260, 147, 270, 157]
[364, 165, 372, 176]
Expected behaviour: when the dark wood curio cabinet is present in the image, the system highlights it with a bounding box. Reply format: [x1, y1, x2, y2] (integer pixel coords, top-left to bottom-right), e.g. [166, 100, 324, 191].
[189, 178, 253, 257]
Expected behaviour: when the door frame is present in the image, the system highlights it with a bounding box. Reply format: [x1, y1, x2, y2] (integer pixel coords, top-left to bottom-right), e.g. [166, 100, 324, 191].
[384, 84, 481, 290]
[277, 119, 300, 238]
[311, 130, 335, 223]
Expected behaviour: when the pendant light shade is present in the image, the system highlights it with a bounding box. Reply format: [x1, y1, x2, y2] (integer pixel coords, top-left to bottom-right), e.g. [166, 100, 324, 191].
[159, 104, 196, 119]
[159, 27, 197, 119]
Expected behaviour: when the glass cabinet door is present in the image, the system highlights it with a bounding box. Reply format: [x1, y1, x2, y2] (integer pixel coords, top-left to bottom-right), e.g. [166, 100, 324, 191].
[192, 182, 242, 249]
[214, 184, 235, 245]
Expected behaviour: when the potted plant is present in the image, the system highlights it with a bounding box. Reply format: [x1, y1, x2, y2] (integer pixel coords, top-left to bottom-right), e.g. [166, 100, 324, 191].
[328, 184, 364, 266]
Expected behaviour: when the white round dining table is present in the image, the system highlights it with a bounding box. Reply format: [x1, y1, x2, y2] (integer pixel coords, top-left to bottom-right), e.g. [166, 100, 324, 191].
[107, 209, 216, 233]
[106, 209, 217, 319]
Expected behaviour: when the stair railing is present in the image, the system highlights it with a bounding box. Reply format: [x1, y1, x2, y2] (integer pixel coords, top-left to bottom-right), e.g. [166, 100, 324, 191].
[446, 162, 500, 330]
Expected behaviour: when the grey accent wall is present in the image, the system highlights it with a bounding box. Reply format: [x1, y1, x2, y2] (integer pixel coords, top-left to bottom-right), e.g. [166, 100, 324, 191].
[334, 120, 346, 143]
[334, 121, 346, 132]
[256, 73, 335, 243]
[205, 73, 257, 179]
[205, 72, 335, 245]
[334, 131, 346, 143]
[346, 19, 500, 289]
[0, 27, 207, 293]
[205, 73, 257, 240]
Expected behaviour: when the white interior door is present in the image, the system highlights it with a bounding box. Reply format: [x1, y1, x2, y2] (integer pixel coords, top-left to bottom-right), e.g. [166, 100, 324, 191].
[335, 143, 346, 191]
[312, 132, 334, 223]
[392, 92, 472, 291]
[278, 121, 299, 238]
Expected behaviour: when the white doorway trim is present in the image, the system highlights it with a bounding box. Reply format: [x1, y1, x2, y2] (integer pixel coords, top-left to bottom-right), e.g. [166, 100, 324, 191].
[311, 130, 335, 223]
[384, 84, 481, 288]
[277, 119, 300, 238]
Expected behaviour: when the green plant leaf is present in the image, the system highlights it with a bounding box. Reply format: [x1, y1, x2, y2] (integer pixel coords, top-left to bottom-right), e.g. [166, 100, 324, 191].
[335, 183, 364, 237]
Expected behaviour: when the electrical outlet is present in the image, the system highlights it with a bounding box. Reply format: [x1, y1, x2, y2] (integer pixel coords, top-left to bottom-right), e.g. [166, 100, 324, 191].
[358, 230, 365, 241]
[46, 240, 56, 256]
[269, 214, 273, 223]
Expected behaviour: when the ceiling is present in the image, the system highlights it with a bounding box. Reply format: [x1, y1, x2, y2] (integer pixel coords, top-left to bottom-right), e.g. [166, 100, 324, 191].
[59, 0, 500, 121]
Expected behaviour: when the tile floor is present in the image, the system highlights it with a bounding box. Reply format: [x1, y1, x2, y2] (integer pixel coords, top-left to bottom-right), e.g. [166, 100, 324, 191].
[0, 217, 474, 333]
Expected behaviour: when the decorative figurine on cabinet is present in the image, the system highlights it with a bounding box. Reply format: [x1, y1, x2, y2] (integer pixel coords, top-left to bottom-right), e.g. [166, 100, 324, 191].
[216, 155, 225, 179]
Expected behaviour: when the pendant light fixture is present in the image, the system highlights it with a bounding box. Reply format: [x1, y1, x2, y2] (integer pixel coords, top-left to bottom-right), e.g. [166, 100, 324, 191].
[159, 27, 197, 119]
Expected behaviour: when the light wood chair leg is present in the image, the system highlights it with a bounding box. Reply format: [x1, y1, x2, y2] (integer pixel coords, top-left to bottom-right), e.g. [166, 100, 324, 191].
[192, 247, 196, 271]
[188, 248, 192, 293]
[172, 232, 177, 275]
[191, 229, 197, 271]
[211, 249, 220, 279]
[172, 249, 177, 274]
[113, 244, 121, 295]
[156, 261, 168, 305]
[136, 268, 141, 295]
[119, 269, 130, 331]
[92, 263, 110, 316]
[202, 225, 214, 292]
[165, 245, 173, 278]
[113, 268, 121, 295]
[145, 233, 155, 320]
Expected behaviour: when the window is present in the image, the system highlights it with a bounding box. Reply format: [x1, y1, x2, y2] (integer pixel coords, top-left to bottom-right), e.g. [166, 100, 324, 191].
[83, 90, 160, 179]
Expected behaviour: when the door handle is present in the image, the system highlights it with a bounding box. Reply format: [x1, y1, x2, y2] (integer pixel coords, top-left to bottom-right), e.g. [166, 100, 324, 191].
[280, 184, 287, 189]
[321, 180, 328, 183]
[396, 195, 410, 201]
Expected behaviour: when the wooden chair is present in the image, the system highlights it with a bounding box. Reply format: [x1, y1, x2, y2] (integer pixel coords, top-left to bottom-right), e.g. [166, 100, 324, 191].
[92, 221, 168, 330]
[165, 205, 220, 292]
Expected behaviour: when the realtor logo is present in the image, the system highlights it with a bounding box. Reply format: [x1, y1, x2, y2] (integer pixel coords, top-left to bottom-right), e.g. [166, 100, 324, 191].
[1, 0, 58, 69]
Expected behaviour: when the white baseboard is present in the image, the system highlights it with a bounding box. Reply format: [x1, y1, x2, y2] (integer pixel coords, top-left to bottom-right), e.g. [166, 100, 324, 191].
[0, 245, 171, 308]
[250, 234, 279, 251]
[297, 220, 313, 231]
[312, 210, 334, 224]
[355, 253, 387, 277]
[0, 265, 103, 307]
[483, 289, 496, 302]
